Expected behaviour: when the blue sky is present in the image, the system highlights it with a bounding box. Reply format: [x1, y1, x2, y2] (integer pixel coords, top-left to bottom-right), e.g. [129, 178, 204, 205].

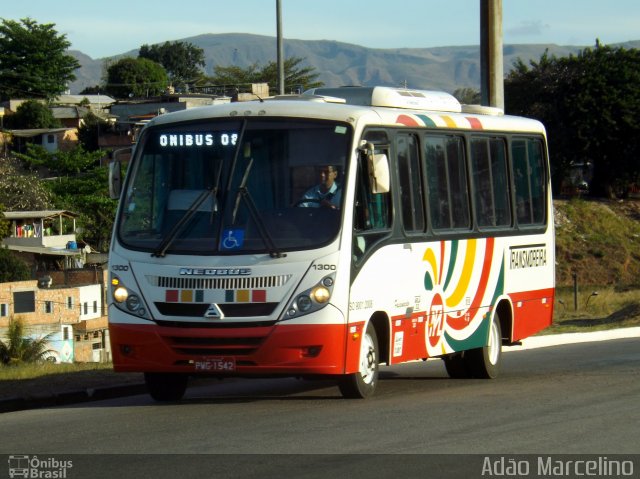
[3, 0, 640, 58]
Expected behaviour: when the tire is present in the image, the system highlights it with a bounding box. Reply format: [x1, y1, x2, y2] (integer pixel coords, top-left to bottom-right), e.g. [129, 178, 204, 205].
[339, 322, 379, 398]
[465, 312, 502, 379]
[145, 372, 189, 401]
[443, 352, 472, 379]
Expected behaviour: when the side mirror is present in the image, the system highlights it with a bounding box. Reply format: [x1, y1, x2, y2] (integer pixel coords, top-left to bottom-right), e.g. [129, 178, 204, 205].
[108, 161, 122, 199]
[369, 153, 390, 194]
[109, 147, 131, 199]
[359, 141, 390, 194]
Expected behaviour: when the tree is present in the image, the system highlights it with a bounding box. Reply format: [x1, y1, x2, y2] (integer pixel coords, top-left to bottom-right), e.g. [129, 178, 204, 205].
[453, 87, 481, 104]
[0, 248, 31, 283]
[105, 57, 169, 99]
[16, 144, 103, 175]
[505, 43, 640, 197]
[0, 18, 79, 101]
[0, 204, 10, 239]
[78, 112, 113, 152]
[139, 41, 206, 89]
[45, 166, 117, 252]
[5, 100, 60, 129]
[0, 156, 54, 210]
[0, 317, 53, 365]
[209, 57, 323, 93]
[12, 144, 115, 251]
[0, 197, 30, 283]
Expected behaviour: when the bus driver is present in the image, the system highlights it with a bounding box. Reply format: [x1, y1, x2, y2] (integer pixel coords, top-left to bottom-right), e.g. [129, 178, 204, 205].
[297, 165, 342, 209]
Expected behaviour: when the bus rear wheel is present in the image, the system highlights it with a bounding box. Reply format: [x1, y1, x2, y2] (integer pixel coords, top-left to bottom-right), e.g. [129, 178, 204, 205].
[339, 322, 379, 398]
[443, 352, 471, 378]
[144, 372, 189, 401]
[466, 312, 502, 379]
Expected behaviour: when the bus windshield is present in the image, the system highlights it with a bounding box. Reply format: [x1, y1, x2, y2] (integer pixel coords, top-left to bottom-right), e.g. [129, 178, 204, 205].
[117, 118, 351, 255]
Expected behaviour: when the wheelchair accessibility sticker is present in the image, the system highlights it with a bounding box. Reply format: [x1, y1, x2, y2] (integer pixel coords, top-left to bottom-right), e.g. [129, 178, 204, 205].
[221, 228, 245, 250]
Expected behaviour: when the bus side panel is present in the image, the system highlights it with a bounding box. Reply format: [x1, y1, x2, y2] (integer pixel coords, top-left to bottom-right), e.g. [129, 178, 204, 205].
[348, 238, 505, 368]
[509, 288, 554, 341]
[348, 234, 554, 369]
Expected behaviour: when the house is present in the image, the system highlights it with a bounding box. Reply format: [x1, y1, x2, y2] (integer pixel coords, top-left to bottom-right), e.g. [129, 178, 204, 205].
[8, 127, 76, 153]
[0, 277, 110, 363]
[53, 94, 116, 115]
[50, 105, 90, 129]
[1, 210, 85, 272]
[109, 93, 230, 134]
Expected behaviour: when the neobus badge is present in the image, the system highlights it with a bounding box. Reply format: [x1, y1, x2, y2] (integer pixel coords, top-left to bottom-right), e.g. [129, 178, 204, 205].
[179, 268, 252, 276]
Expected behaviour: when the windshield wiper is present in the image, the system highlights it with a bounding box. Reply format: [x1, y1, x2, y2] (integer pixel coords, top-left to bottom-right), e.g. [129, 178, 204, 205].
[231, 159, 286, 259]
[152, 189, 215, 258]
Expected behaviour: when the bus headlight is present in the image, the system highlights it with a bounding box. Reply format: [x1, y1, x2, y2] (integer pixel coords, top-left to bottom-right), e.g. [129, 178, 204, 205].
[111, 275, 128, 303]
[284, 273, 335, 320]
[126, 294, 141, 312]
[311, 285, 330, 303]
[296, 295, 313, 312]
[110, 275, 151, 320]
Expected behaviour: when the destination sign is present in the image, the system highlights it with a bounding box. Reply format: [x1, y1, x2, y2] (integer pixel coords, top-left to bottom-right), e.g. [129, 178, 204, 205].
[159, 132, 238, 148]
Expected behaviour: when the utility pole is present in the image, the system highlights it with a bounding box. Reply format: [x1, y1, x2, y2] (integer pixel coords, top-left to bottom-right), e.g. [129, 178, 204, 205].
[276, 0, 285, 95]
[480, 0, 504, 109]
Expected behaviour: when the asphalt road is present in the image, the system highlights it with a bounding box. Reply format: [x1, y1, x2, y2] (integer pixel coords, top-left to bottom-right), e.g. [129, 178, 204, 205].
[2, 333, 639, 478]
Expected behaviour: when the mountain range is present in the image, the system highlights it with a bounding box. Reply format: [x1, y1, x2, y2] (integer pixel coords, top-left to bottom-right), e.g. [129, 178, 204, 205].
[67, 33, 640, 95]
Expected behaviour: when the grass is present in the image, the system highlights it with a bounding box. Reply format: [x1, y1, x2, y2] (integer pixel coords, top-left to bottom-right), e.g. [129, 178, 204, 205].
[554, 198, 640, 287]
[546, 285, 640, 334]
[0, 362, 142, 400]
[0, 360, 113, 381]
[548, 198, 640, 333]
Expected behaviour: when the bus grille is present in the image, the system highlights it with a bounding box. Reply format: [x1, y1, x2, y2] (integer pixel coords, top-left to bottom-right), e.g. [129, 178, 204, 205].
[158, 328, 271, 357]
[149, 274, 292, 290]
[154, 302, 278, 318]
[167, 335, 265, 356]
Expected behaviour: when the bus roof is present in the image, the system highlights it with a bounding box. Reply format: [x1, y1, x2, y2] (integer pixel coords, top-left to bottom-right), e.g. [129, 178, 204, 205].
[146, 86, 546, 135]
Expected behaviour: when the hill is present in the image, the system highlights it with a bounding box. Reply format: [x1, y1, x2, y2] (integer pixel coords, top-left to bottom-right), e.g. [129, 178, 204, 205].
[68, 33, 619, 94]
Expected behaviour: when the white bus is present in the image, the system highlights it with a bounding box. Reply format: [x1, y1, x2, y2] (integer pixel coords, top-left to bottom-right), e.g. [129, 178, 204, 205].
[108, 86, 554, 400]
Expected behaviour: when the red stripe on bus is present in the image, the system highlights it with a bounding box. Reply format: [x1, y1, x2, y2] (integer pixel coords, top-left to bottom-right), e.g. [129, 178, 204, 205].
[466, 117, 483, 129]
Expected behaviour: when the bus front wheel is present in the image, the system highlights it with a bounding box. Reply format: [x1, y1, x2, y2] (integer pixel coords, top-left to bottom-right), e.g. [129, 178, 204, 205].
[145, 372, 189, 401]
[339, 322, 379, 398]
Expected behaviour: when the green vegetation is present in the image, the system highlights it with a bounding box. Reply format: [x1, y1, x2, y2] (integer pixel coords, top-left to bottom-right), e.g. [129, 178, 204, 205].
[0, 318, 53, 365]
[209, 56, 323, 93]
[505, 43, 640, 198]
[554, 199, 640, 287]
[549, 286, 640, 334]
[104, 57, 169, 98]
[0, 360, 111, 380]
[0, 247, 31, 282]
[551, 198, 640, 333]
[5, 99, 60, 129]
[139, 41, 206, 88]
[0, 361, 142, 400]
[0, 18, 80, 101]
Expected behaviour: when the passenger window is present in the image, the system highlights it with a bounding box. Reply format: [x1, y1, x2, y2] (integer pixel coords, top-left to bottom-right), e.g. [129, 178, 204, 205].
[470, 137, 511, 228]
[512, 138, 546, 226]
[424, 135, 470, 231]
[397, 133, 425, 233]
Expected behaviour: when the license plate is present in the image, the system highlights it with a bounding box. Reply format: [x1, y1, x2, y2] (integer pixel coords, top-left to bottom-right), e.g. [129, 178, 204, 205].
[193, 357, 236, 372]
